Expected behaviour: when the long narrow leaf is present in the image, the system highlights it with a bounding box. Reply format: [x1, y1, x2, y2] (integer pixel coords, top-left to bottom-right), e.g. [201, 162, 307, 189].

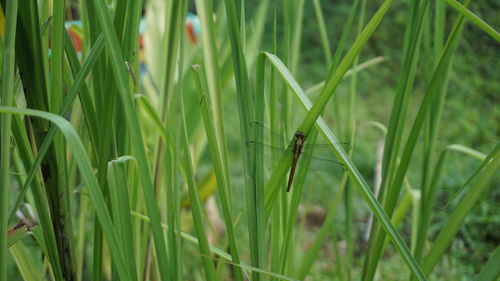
[0, 1, 18, 279]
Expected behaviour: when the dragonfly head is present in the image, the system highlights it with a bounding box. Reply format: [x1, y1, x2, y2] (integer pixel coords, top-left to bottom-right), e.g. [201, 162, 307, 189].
[294, 131, 306, 141]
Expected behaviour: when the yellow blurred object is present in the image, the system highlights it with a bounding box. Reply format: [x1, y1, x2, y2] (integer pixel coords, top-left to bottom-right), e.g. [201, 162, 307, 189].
[0, 5, 4, 39]
[181, 170, 218, 208]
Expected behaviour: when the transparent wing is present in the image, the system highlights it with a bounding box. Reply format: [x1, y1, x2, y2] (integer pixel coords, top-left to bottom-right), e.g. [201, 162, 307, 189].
[250, 121, 350, 149]
[246, 140, 345, 168]
[249, 121, 291, 146]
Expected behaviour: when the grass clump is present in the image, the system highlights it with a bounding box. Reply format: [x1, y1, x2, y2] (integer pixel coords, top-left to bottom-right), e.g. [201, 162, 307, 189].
[0, 0, 498, 280]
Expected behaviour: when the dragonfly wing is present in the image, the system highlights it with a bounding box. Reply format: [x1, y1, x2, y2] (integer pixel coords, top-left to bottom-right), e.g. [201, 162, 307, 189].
[248, 121, 349, 170]
[246, 140, 288, 158]
[249, 121, 292, 147]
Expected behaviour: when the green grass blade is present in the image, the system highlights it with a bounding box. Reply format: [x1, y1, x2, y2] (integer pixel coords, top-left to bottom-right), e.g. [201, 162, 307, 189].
[312, 0, 332, 65]
[9, 242, 43, 281]
[288, 0, 304, 75]
[63, 29, 99, 150]
[194, 0, 230, 173]
[417, 143, 487, 268]
[254, 49, 267, 274]
[75, 192, 89, 281]
[304, 56, 386, 95]
[9, 116, 63, 281]
[179, 95, 217, 281]
[46, 10, 72, 279]
[0, 1, 18, 279]
[0, 106, 134, 281]
[375, 0, 427, 210]
[422, 144, 500, 275]
[193, 252, 300, 281]
[330, 0, 360, 71]
[130, 210, 233, 261]
[107, 156, 138, 279]
[377, 0, 427, 203]
[445, 144, 487, 160]
[222, 0, 263, 279]
[192, 65, 244, 281]
[443, 0, 499, 42]
[88, 1, 169, 279]
[297, 0, 392, 136]
[476, 245, 500, 281]
[7, 224, 29, 248]
[48, 0, 64, 114]
[90, 2, 130, 275]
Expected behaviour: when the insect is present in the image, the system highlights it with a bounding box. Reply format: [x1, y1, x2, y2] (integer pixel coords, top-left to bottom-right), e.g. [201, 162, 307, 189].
[247, 122, 346, 192]
[287, 131, 306, 192]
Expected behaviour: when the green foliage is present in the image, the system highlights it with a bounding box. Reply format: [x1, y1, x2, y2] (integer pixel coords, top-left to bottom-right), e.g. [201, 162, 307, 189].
[0, 0, 498, 280]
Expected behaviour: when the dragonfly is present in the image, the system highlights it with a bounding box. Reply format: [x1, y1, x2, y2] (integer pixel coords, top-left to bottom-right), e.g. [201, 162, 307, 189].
[247, 122, 347, 192]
